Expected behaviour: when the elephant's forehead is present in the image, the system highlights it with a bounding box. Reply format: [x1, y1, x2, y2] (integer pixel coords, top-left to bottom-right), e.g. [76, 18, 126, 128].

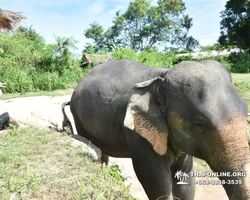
[168, 61, 231, 86]
[170, 70, 229, 87]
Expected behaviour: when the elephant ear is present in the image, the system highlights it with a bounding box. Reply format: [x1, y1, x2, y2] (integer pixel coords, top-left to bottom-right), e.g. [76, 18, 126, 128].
[124, 77, 169, 156]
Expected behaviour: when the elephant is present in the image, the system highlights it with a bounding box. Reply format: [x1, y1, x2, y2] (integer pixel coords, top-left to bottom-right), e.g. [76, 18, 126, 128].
[62, 59, 250, 200]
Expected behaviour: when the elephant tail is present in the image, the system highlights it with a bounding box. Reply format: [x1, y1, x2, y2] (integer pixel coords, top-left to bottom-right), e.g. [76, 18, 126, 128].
[61, 101, 74, 135]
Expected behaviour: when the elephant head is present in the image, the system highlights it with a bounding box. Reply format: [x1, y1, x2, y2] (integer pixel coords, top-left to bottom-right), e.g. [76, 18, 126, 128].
[124, 60, 250, 199]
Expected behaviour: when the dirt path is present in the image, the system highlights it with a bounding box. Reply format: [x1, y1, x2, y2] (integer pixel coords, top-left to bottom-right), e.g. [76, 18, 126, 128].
[0, 95, 228, 200]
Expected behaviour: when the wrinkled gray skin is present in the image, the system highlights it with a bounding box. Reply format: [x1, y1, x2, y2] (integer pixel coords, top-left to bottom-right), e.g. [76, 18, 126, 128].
[62, 59, 250, 200]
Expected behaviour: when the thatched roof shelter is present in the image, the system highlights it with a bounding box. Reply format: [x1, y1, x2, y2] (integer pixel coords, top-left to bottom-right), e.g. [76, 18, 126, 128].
[0, 8, 26, 31]
[80, 54, 114, 68]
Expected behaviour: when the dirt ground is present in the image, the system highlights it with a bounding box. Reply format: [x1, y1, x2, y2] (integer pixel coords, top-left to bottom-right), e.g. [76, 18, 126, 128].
[0, 95, 229, 200]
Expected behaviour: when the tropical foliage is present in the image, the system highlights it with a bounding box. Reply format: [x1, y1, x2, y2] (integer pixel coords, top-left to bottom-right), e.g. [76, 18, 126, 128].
[0, 8, 26, 31]
[84, 0, 199, 53]
[219, 0, 250, 52]
[1, 0, 250, 94]
[0, 26, 86, 93]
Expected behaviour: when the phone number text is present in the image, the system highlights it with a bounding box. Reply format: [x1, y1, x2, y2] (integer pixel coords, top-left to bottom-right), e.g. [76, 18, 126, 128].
[195, 180, 242, 185]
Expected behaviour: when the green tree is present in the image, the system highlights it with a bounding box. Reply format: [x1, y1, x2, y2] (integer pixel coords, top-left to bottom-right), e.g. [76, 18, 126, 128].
[84, 22, 106, 52]
[0, 26, 79, 75]
[17, 26, 44, 43]
[84, 0, 199, 52]
[219, 0, 250, 51]
[0, 27, 83, 92]
[52, 36, 79, 75]
[0, 26, 46, 70]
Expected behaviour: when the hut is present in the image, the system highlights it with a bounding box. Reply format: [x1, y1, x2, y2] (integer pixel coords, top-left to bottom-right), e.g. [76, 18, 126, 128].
[0, 8, 26, 31]
[80, 54, 114, 68]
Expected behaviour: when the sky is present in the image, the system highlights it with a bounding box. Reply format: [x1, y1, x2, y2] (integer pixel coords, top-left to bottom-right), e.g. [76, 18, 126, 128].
[1, 0, 228, 54]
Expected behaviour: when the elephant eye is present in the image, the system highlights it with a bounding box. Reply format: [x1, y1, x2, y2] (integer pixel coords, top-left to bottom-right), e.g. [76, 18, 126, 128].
[192, 122, 206, 134]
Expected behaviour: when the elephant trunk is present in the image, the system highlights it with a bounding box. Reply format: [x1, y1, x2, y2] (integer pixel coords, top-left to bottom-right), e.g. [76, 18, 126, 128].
[216, 152, 250, 200]
[206, 114, 250, 199]
[224, 163, 250, 200]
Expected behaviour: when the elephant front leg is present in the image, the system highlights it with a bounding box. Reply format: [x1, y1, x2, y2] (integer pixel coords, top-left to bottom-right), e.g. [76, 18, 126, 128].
[131, 153, 174, 200]
[125, 129, 175, 200]
[171, 154, 195, 200]
[132, 159, 175, 200]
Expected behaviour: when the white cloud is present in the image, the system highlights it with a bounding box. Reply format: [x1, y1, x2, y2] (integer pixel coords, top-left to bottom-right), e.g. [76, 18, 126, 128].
[88, 1, 106, 15]
[107, 5, 127, 15]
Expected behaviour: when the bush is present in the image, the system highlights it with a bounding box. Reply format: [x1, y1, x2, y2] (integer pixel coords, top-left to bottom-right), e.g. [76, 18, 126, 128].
[111, 47, 173, 68]
[0, 28, 83, 93]
[138, 50, 173, 68]
[1, 25, 250, 95]
[172, 54, 195, 65]
[0, 69, 33, 93]
[61, 67, 88, 88]
[32, 72, 66, 91]
[112, 47, 138, 61]
[228, 52, 250, 73]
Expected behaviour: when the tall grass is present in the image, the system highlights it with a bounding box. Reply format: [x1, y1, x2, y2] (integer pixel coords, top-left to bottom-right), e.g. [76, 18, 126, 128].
[0, 127, 136, 200]
[0, 66, 90, 93]
[0, 31, 90, 93]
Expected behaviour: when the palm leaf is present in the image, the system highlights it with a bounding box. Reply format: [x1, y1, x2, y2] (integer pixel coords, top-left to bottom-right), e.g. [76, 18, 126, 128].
[0, 8, 26, 31]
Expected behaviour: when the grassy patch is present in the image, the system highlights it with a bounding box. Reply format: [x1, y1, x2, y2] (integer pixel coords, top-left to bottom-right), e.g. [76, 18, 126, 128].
[231, 73, 250, 132]
[0, 127, 136, 200]
[231, 73, 250, 111]
[232, 73, 250, 97]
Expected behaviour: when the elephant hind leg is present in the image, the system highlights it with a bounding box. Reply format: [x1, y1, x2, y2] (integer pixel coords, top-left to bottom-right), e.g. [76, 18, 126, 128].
[101, 154, 109, 165]
[73, 114, 110, 165]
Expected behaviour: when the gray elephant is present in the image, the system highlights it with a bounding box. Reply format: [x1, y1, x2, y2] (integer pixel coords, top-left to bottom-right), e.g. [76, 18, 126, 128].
[62, 59, 250, 200]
